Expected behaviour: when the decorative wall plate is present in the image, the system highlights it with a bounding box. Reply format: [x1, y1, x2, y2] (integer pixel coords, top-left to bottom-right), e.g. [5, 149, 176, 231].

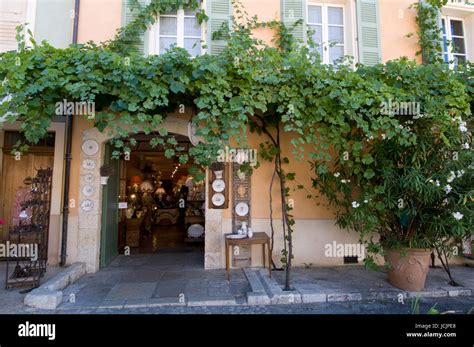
[235, 202, 249, 217]
[82, 159, 96, 170]
[84, 174, 95, 184]
[212, 179, 225, 193]
[80, 199, 94, 212]
[82, 139, 99, 156]
[188, 122, 200, 146]
[82, 185, 95, 197]
[212, 193, 225, 206]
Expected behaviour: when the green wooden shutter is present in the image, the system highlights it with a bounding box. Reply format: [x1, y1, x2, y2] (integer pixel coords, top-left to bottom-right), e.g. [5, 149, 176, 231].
[122, 0, 150, 55]
[206, 0, 232, 55]
[281, 0, 305, 42]
[356, 0, 381, 66]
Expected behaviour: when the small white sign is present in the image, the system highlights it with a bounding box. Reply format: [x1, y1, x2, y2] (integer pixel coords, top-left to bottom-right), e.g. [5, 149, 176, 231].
[119, 202, 128, 209]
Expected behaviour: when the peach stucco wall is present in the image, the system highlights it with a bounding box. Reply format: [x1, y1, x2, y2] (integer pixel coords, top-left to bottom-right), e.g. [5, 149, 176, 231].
[78, 0, 123, 44]
[379, 0, 421, 63]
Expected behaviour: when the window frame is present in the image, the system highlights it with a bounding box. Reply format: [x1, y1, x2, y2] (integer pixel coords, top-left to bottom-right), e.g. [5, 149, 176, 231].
[148, 7, 204, 56]
[442, 15, 468, 68]
[307, 1, 346, 64]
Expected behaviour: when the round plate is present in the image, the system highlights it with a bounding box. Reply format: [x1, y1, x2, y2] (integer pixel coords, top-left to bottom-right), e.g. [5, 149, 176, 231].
[212, 179, 225, 192]
[80, 199, 94, 212]
[82, 159, 96, 170]
[82, 185, 95, 197]
[235, 202, 249, 216]
[226, 234, 246, 239]
[82, 140, 99, 156]
[84, 174, 95, 184]
[188, 224, 204, 238]
[188, 122, 200, 146]
[212, 193, 225, 207]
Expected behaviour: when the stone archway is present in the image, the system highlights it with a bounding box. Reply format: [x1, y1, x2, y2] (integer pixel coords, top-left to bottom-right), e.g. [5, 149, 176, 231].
[76, 116, 223, 273]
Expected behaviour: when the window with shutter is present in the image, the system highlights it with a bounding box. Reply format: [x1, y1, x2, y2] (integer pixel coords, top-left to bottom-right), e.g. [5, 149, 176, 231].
[206, 0, 232, 55]
[307, 2, 345, 64]
[150, 7, 203, 56]
[356, 0, 381, 66]
[282, 0, 306, 42]
[122, 0, 150, 54]
[0, 0, 28, 52]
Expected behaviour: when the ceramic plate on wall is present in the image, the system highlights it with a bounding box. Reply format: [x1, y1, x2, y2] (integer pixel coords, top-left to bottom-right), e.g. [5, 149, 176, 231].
[212, 179, 225, 192]
[212, 193, 225, 206]
[82, 159, 96, 170]
[82, 185, 95, 197]
[82, 139, 99, 156]
[235, 202, 249, 217]
[80, 199, 94, 212]
[84, 174, 95, 184]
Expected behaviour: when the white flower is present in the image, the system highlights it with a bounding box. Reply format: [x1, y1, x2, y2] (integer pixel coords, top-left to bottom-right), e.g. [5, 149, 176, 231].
[381, 134, 386, 140]
[442, 198, 448, 206]
[435, 180, 440, 187]
[447, 171, 456, 183]
[452, 212, 463, 221]
[333, 172, 341, 178]
[459, 121, 468, 132]
[428, 179, 434, 184]
[364, 200, 369, 204]
[456, 170, 465, 178]
[444, 185, 452, 194]
[462, 143, 470, 149]
[340, 179, 350, 184]
[352, 201, 360, 208]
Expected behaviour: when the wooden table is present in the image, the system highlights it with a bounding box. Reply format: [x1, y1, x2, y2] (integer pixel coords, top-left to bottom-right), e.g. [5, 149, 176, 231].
[225, 232, 271, 280]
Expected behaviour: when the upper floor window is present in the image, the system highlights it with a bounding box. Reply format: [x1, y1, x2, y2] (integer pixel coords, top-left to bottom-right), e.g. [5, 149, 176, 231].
[442, 16, 467, 67]
[149, 7, 202, 56]
[307, 2, 345, 64]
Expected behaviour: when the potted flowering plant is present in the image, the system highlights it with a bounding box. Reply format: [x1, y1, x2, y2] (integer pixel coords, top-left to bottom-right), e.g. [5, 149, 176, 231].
[311, 62, 473, 291]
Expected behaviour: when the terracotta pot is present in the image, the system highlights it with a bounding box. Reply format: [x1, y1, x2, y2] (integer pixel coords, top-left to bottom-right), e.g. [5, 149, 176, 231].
[384, 248, 431, 291]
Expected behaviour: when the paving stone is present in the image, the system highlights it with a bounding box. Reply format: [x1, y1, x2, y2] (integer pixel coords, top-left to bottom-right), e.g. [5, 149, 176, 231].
[407, 290, 448, 298]
[441, 287, 472, 297]
[187, 295, 237, 306]
[327, 292, 363, 302]
[105, 282, 156, 301]
[247, 292, 271, 305]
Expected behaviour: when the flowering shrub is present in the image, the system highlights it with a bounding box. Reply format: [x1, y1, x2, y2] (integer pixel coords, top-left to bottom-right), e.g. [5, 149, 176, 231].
[310, 61, 473, 282]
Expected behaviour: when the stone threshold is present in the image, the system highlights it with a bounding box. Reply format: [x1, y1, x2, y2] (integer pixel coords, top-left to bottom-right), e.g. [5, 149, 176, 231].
[256, 269, 474, 304]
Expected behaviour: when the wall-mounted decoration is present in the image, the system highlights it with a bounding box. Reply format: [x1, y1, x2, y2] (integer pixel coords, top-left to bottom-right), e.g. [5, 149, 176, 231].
[80, 199, 94, 212]
[82, 185, 95, 197]
[232, 163, 252, 267]
[208, 162, 229, 209]
[81, 139, 99, 156]
[82, 159, 97, 170]
[83, 174, 95, 184]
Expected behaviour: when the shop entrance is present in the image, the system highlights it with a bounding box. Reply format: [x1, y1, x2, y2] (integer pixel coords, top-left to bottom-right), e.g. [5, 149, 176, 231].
[100, 134, 205, 267]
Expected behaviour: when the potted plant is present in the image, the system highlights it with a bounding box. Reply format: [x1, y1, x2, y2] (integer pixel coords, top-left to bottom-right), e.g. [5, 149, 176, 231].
[100, 164, 115, 185]
[311, 65, 472, 291]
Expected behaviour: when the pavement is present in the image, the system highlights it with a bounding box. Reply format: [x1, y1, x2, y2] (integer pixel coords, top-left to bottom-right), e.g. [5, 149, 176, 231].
[0, 252, 473, 314]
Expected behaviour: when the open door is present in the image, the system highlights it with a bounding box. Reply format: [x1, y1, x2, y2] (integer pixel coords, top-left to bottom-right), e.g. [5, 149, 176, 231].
[100, 143, 120, 267]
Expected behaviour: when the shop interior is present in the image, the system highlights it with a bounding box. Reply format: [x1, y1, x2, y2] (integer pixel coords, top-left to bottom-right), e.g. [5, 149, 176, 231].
[118, 134, 205, 254]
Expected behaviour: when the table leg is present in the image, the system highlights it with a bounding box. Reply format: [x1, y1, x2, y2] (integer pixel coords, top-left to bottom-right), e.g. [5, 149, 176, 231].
[267, 242, 272, 278]
[226, 243, 230, 280]
[262, 243, 266, 269]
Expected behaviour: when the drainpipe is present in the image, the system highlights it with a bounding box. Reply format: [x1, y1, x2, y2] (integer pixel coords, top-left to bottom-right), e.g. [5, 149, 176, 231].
[60, 0, 80, 266]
